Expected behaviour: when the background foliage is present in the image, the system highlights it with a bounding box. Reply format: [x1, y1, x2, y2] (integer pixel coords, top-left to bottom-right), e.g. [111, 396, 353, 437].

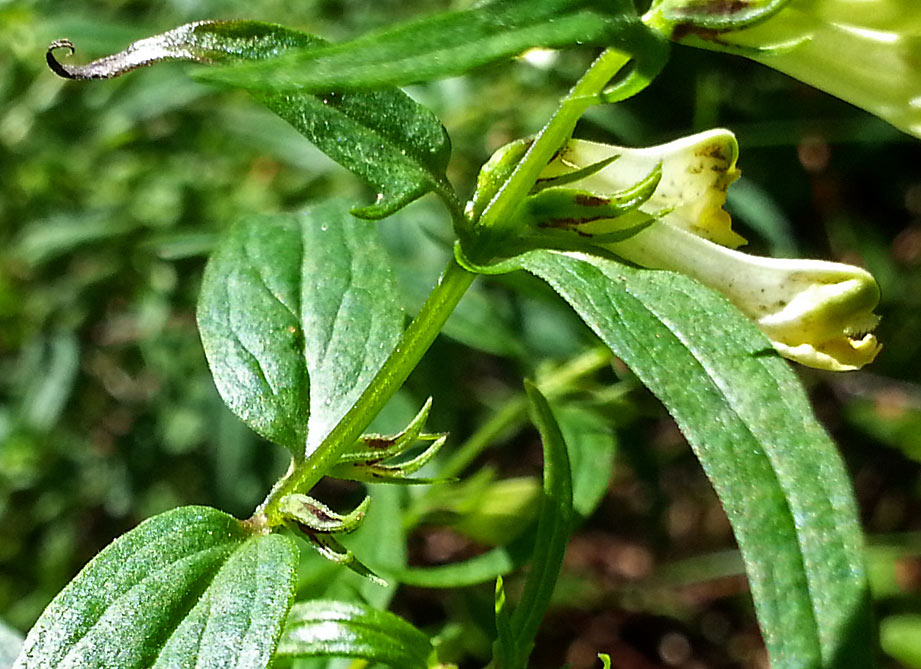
[2, 0, 921, 666]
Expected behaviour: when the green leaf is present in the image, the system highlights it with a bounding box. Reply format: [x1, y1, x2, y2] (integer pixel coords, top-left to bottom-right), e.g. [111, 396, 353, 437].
[518, 249, 873, 668]
[509, 382, 574, 663]
[197, 205, 404, 456]
[556, 404, 617, 522]
[194, 0, 663, 93]
[276, 600, 433, 669]
[492, 577, 517, 669]
[881, 615, 921, 668]
[46, 21, 453, 219]
[397, 535, 531, 588]
[398, 406, 611, 587]
[14, 506, 298, 669]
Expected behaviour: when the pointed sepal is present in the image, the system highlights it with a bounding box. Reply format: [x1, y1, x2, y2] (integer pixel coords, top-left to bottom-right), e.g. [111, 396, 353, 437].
[278, 494, 370, 534]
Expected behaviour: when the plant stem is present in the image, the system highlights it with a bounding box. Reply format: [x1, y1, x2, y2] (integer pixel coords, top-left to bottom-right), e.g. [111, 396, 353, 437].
[261, 257, 476, 520]
[259, 48, 641, 523]
[471, 48, 632, 256]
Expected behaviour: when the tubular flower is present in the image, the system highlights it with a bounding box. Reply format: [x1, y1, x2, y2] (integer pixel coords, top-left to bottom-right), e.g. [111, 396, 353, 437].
[644, 0, 921, 139]
[529, 129, 881, 371]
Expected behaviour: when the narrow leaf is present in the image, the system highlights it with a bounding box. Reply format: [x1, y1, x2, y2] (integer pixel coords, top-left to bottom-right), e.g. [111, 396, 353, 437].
[397, 535, 531, 588]
[509, 382, 574, 661]
[519, 249, 873, 668]
[197, 205, 404, 456]
[492, 577, 518, 669]
[276, 599, 433, 669]
[195, 0, 665, 93]
[47, 21, 453, 218]
[398, 410, 612, 586]
[14, 506, 298, 669]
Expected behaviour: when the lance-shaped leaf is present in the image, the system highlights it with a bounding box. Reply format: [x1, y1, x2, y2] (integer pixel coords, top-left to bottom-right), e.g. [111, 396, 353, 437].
[195, 0, 667, 93]
[198, 206, 404, 456]
[509, 382, 574, 664]
[492, 577, 517, 669]
[516, 248, 873, 668]
[489, 384, 573, 669]
[13, 506, 298, 669]
[276, 600, 434, 669]
[278, 493, 370, 534]
[46, 21, 453, 219]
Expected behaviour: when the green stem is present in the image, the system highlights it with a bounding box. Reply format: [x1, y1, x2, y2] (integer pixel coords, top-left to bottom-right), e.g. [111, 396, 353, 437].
[259, 48, 648, 524]
[471, 48, 632, 256]
[261, 257, 476, 520]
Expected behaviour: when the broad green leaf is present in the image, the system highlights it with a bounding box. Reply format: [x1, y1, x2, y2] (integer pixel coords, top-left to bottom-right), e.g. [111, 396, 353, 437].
[198, 205, 404, 456]
[276, 600, 433, 669]
[195, 0, 665, 93]
[14, 506, 298, 669]
[518, 249, 872, 668]
[46, 21, 452, 219]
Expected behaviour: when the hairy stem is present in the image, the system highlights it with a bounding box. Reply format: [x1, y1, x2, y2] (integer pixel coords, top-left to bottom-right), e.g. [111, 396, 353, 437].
[260, 257, 475, 521]
[469, 48, 632, 258]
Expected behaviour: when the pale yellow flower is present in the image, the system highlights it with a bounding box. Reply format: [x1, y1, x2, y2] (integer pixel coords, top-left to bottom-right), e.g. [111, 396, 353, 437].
[645, 0, 921, 139]
[531, 129, 881, 370]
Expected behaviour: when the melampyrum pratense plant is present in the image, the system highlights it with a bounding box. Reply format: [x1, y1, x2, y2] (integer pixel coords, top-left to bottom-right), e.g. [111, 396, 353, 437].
[12, 0, 920, 667]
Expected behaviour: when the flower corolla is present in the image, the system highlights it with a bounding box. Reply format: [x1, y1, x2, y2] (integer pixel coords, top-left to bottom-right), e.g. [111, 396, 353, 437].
[527, 129, 881, 370]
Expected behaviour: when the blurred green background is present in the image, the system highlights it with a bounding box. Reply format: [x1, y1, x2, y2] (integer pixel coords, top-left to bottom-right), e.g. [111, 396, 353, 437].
[2, 1, 921, 667]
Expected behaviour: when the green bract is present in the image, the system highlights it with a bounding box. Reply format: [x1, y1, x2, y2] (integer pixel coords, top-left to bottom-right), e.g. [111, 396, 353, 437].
[519, 129, 881, 371]
[646, 0, 921, 138]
